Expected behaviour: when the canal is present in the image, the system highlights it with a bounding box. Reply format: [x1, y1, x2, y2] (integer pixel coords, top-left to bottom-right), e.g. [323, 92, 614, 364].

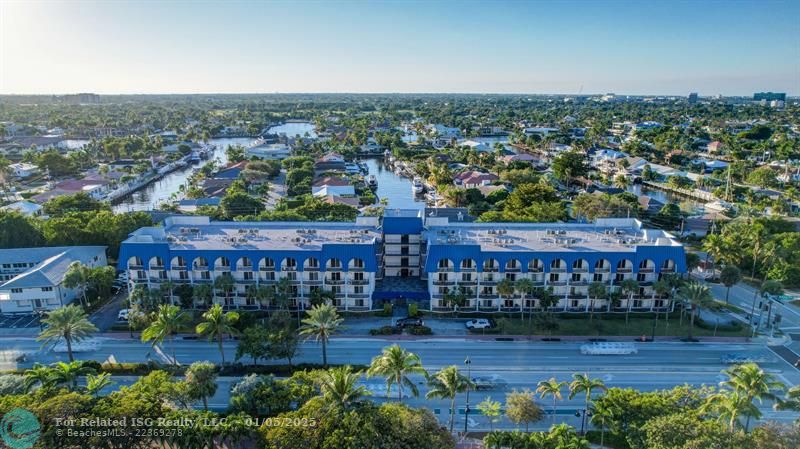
[363, 158, 425, 210]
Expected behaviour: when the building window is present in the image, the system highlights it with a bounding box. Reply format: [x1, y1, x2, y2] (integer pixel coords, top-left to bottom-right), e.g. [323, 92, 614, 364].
[11, 288, 22, 294]
[308, 272, 319, 281]
[243, 272, 254, 281]
[41, 287, 53, 292]
[593, 273, 603, 282]
[461, 273, 471, 282]
[354, 286, 364, 294]
[353, 272, 364, 281]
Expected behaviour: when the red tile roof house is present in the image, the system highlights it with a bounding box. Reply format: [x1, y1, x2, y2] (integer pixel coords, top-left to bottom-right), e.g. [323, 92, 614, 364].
[32, 178, 111, 203]
[454, 170, 499, 189]
[707, 141, 723, 153]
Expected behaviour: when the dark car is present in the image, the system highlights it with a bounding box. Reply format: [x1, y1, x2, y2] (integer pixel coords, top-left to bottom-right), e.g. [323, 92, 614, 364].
[395, 317, 424, 328]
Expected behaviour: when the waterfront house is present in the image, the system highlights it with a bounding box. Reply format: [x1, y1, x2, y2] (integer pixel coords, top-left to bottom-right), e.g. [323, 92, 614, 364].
[499, 153, 537, 165]
[314, 153, 348, 172]
[321, 195, 361, 208]
[32, 178, 111, 203]
[312, 177, 355, 197]
[460, 140, 491, 152]
[454, 170, 499, 189]
[6, 136, 66, 152]
[0, 246, 107, 314]
[246, 142, 291, 160]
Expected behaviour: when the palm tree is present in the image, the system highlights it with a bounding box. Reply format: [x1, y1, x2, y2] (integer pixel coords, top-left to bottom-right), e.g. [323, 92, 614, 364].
[702, 390, 755, 432]
[85, 372, 114, 397]
[214, 274, 235, 304]
[774, 385, 800, 412]
[426, 365, 472, 433]
[50, 361, 95, 391]
[196, 304, 240, 365]
[476, 397, 502, 432]
[568, 373, 606, 434]
[496, 278, 516, 312]
[613, 174, 629, 189]
[318, 365, 369, 410]
[702, 234, 727, 272]
[515, 278, 536, 321]
[184, 361, 218, 411]
[141, 304, 188, 365]
[299, 304, 343, 367]
[367, 344, 427, 401]
[23, 364, 56, 392]
[62, 262, 90, 307]
[618, 278, 639, 325]
[587, 282, 607, 323]
[590, 401, 613, 447]
[536, 377, 566, 425]
[37, 304, 98, 362]
[678, 281, 714, 341]
[719, 362, 784, 431]
[193, 284, 213, 308]
[719, 265, 742, 304]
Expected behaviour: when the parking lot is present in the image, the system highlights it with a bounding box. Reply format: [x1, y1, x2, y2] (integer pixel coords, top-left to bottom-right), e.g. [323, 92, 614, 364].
[0, 314, 42, 329]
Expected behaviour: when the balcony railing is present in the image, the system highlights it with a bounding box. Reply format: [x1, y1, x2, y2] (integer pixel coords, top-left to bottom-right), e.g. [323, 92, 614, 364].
[348, 293, 371, 299]
[572, 267, 588, 273]
[303, 266, 320, 271]
[594, 267, 610, 273]
[481, 279, 498, 286]
[504, 267, 521, 272]
[617, 268, 632, 273]
[459, 266, 477, 272]
[482, 267, 499, 272]
[571, 279, 588, 286]
[350, 279, 369, 285]
[458, 280, 477, 286]
[129, 264, 144, 270]
[193, 266, 209, 271]
[349, 266, 365, 272]
[326, 266, 343, 272]
[548, 280, 567, 286]
[259, 266, 275, 271]
[479, 294, 499, 299]
[639, 268, 655, 273]
[325, 279, 345, 285]
[305, 279, 322, 285]
[437, 266, 454, 272]
[549, 267, 567, 273]
[433, 280, 454, 286]
[661, 267, 676, 273]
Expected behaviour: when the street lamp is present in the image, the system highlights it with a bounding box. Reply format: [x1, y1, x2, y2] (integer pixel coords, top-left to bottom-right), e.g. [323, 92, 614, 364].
[463, 357, 471, 434]
[575, 408, 593, 435]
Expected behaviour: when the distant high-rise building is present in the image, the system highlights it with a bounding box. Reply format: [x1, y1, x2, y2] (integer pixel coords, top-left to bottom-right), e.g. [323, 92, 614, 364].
[753, 92, 786, 102]
[688, 93, 698, 104]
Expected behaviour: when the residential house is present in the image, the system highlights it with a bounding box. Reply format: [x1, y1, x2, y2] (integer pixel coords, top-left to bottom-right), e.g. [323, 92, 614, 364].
[312, 177, 355, 197]
[246, 142, 291, 160]
[7, 162, 38, 178]
[0, 246, 108, 314]
[454, 171, 499, 189]
[0, 201, 44, 217]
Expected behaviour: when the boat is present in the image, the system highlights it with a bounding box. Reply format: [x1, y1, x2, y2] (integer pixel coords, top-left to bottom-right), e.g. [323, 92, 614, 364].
[189, 151, 202, 163]
[412, 177, 424, 195]
[367, 175, 378, 189]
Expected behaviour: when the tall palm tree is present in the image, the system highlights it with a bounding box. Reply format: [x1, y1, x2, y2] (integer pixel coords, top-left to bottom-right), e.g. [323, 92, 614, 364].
[568, 373, 606, 434]
[618, 278, 640, 325]
[774, 385, 800, 412]
[299, 303, 343, 367]
[719, 265, 742, 304]
[37, 304, 98, 362]
[702, 234, 727, 271]
[367, 344, 427, 401]
[49, 361, 95, 391]
[319, 365, 369, 410]
[590, 401, 613, 447]
[613, 175, 629, 189]
[678, 281, 714, 341]
[702, 390, 755, 432]
[496, 278, 516, 312]
[719, 362, 784, 431]
[536, 377, 567, 425]
[62, 262, 90, 307]
[515, 278, 536, 322]
[587, 282, 607, 323]
[426, 365, 472, 433]
[196, 304, 240, 365]
[141, 304, 188, 365]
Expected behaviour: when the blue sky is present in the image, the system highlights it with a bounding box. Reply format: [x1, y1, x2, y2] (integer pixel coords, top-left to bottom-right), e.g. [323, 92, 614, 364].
[1, 0, 798, 95]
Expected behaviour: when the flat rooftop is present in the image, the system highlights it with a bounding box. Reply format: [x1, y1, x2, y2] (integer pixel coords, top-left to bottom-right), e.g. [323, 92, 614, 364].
[124, 217, 380, 252]
[423, 219, 680, 253]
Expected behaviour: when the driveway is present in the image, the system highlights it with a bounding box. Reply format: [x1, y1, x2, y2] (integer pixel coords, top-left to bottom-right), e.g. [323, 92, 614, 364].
[90, 291, 128, 331]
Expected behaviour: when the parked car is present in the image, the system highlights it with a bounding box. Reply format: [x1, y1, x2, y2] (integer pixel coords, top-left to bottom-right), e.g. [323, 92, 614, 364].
[117, 309, 130, 321]
[395, 317, 424, 328]
[465, 318, 493, 329]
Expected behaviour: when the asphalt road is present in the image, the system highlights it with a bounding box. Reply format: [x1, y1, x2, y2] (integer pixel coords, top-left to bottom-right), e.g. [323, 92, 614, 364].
[5, 337, 799, 430]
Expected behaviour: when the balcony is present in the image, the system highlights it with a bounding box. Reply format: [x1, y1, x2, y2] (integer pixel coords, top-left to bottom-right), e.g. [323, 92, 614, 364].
[479, 294, 499, 300]
[437, 266, 454, 272]
[305, 279, 322, 285]
[325, 279, 345, 285]
[258, 278, 276, 284]
[259, 266, 275, 272]
[549, 267, 567, 273]
[481, 279, 498, 286]
[482, 267, 499, 273]
[568, 294, 588, 300]
[570, 279, 588, 286]
[617, 268, 632, 273]
[350, 279, 369, 285]
[149, 277, 167, 282]
[348, 293, 371, 299]
[194, 278, 213, 284]
[282, 266, 297, 272]
[385, 262, 413, 268]
[572, 267, 588, 273]
[594, 267, 610, 273]
[326, 266, 343, 272]
[639, 268, 655, 273]
[236, 278, 257, 284]
[459, 266, 477, 272]
[193, 266, 209, 272]
[132, 278, 148, 284]
[129, 264, 144, 270]
[458, 280, 477, 286]
[172, 265, 187, 270]
[548, 280, 567, 286]
[173, 279, 191, 284]
[349, 266, 366, 272]
[304, 266, 320, 272]
[504, 267, 521, 273]
[661, 267, 676, 273]
[433, 280, 454, 286]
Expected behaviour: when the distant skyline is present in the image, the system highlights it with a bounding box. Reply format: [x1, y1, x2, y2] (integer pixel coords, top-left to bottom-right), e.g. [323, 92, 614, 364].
[1, 0, 798, 96]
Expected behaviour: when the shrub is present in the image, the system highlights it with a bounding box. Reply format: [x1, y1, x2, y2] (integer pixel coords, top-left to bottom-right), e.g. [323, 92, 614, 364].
[407, 325, 432, 335]
[408, 303, 418, 317]
[370, 325, 400, 336]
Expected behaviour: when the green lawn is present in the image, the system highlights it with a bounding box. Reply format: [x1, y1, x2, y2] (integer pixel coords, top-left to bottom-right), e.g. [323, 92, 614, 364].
[486, 313, 750, 338]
